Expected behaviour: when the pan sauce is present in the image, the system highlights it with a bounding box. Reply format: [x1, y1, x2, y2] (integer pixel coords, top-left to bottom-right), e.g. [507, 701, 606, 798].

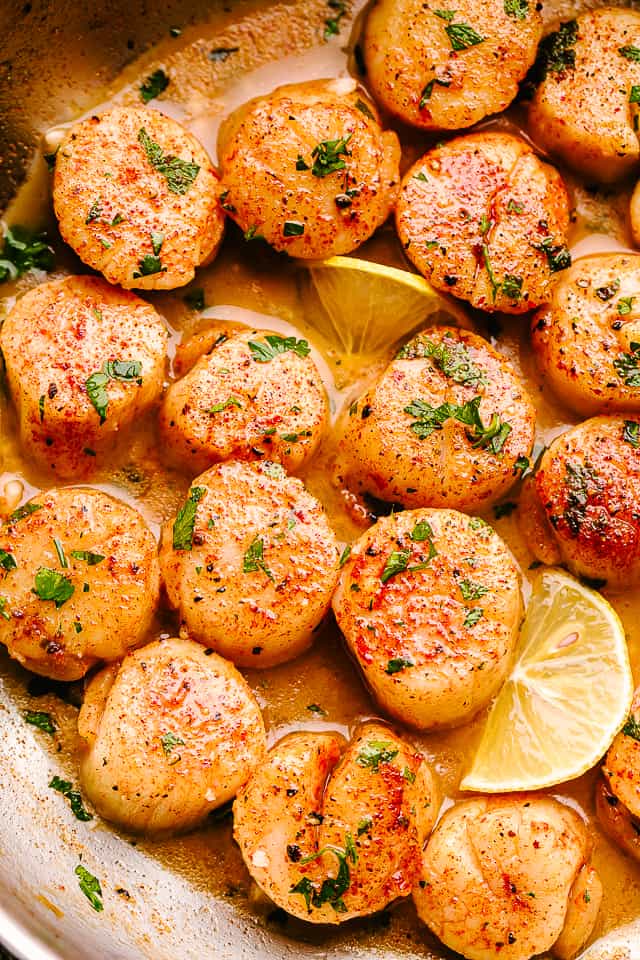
[2, 0, 640, 955]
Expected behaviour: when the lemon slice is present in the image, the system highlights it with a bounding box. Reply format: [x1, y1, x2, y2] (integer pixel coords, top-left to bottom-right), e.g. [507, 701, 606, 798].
[306, 256, 466, 356]
[461, 568, 633, 793]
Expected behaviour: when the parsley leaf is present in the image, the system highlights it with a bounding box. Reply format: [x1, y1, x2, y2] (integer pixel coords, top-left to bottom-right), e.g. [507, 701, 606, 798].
[8, 502, 41, 523]
[386, 657, 414, 674]
[532, 236, 572, 273]
[311, 135, 352, 177]
[630, 85, 640, 105]
[618, 296, 635, 316]
[138, 127, 200, 195]
[380, 550, 411, 583]
[161, 732, 185, 764]
[209, 397, 242, 414]
[173, 486, 206, 551]
[75, 865, 103, 912]
[283, 220, 305, 237]
[405, 396, 511, 453]
[339, 545, 351, 567]
[433, 8, 456, 20]
[620, 45, 640, 62]
[624, 421, 640, 448]
[133, 253, 165, 278]
[0, 550, 16, 572]
[33, 568, 74, 607]
[243, 536, 274, 581]
[563, 461, 598, 535]
[531, 19, 578, 81]
[248, 334, 310, 362]
[458, 578, 488, 601]
[0, 226, 55, 284]
[291, 837, 355, 913]
[623, 713, 640, 741]
[24, 710, 56, 735]
[140, 68, 169, 103]
[504, 0, 528, 18]
[50, 776, 93, 821]
[86, 360, 143, 423]
[614, 342, 640, 386]
[356, 740, 399, 771]
[398, 335, 487, 386]
[463, 607, 484, 628]
[70, 550, 105, 566]
[445, 22, 485, 51]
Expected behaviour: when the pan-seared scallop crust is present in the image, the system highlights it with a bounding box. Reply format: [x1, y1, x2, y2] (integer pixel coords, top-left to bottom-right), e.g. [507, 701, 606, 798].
[159, 460, 340, 669]
[332, 509, 521, 731]
[0, 276, 167, 479]
[0, 487, 160, 681]
[337, 326, 535, 512]
[529, 9, 640, 184]
[217, 78, 400, 258]
[532, 254, 640, 416]
[53, 106, 224, 290]
[600, 685, 640, 860]
[159, 328, 328, 476]
[526, 416, 640, 589]
[396, 133, 571, 314]
[413, 796, 602, 960]
[629, 180, 640, 248]
[233, 721, 439, 923]
[363, 0, 542, 131]
[78, 638, 266, 835]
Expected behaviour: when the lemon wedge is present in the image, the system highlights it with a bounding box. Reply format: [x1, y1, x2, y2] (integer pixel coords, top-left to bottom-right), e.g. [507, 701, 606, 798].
[461, 568, 633, 793]
[306, 256, 466, 356]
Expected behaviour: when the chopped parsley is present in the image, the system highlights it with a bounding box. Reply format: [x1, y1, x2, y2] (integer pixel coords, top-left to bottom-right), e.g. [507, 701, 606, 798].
[356, 740, 399, 771]
[310, 135, 352, 178]
[137, 126, 200, 195]
[623, 421, 640, 448]
[355, 98, 375, 120]
[49, 776, 93, 821]
[75, 865, 103, 912]
[243, 536, 274, 581]
[209, 397, 242, 414]
[531, 19, 579, 81]
[563, 461, 597, 535]
[0, 226, 55, 284]
[139, 68, 169, 103]
[324, 0, 349, 39]
[53, 537, 68, 569]
[161, 732, 185, 764]
[623, 713, 640, 741]
[618, 296, 635, 316]
[339, 545, 351, 567]
[24, 710, 56, 735]
[283, 220, 305, 237]
[419, 77, 450, 107]
[386, 657, 414, 675]
[502, 274, 523, 301]
[620, 45, 640, 62]
[85, 199, 103, 224]
[532, 236, 571, 273]
[133, 253, 165, 278]
[398, 334, 487, 386]
[458, 578, 489, 601]
[248, 334, 310, 363]
[290, 836, 356, 913]
[504, 0, 528, 18]
[32, 568, 74, 607]
[70, 550, 105, 566]
[173, 486, 206, 551]
[463, 608, 484, 628]
[614, 342, 640, 387]
[0, 550, 16, 572]
[306, 703, 327, 716]
[445, 22, 485, 51]
[8, 502, 41, 523]
[630, 86, 640, 105]
[433, 8, 456, 20]
[86, 359, 143, 423]
[404, 396, 511, 453]
[380, 549, 410, 583]
[357, 816, 372, 835]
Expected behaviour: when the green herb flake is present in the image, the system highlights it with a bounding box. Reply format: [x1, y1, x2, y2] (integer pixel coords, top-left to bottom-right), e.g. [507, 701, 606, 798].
[458, 578, 489, 601]
[0, 550, 16, 572]
[296, 155, 310, 171]
[380, 550, 410, 584]
[533, 19, 578, 81]
[563, 461, 598, 535]
[24, 710, 56, 735]
[445, 22, 485, 51]
[623, 713, 640, 741]
[248, 334, 310, 363]
[630, 85, 640, 105]
[291, 838, 353, 913]
[173, 486, 206, 551]
[504, 0, 528, 17]
[618, 296, 635, 316]
[623, 421, 640, 448]
[161, 732, 185, 764]
[463, 607, 484, 628]
[614, 342, 640, 387]
[386, 657, 414, 675]
[398, 335, 487, 387]
[86, 359, 143, 423]
[32, 568, 74, 607]
[0, 226, 55, 284]
[339, 545, 351, 567]
[355, 98, 375, 120]
[306, 703, 327, 716]
[85, 199, 103, 225]
[140, 68, 169, 103]
[243, 536, 274, 581]
[53, 537, 68, 569]
[283, 220, 305, 237]
[403, 766, 417, 783]
[357, 816, 372, 835]
[311, 135, 352, 178]
[209, 397, 242, 414]
[620, 45, 640, 62]
[75, 865, 103, 912]
[70, 550, 105, 566]
[433, 8, 456, 20]
[138, 126, 200, 195]
[50, 776, 93, 821]
[532, 236, 572, 272]
[356, 740, 399, 772]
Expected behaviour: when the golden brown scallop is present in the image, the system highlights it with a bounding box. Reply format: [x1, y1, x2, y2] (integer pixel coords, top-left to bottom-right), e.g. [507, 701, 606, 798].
[78, 638, 266, 835]
[529, 9, 640, 184]
[218, 78, 400, 258]
[395, 132, 571, 314]
[159, 460, 340, 668]
[0, 275, 167, 479]
[233, 721, 438, 923]
[159, 328, 328, 475]
[363, 0, 542, 130]
[0, 487, 159, 680]
[413, 795, 601, 960]
[521, 416, 640, 589]
[337, 325, 535, 512]
[532, 253, 640, 416]
[332, 508, 522, 730]
[53, 105, 224, 289]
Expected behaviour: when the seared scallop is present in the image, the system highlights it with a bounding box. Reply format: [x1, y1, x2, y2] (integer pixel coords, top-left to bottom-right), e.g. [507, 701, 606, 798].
[532, 253, 640, 416]
[159, 460, 340, 668]
[0, 276, 167, 479]
[234, 721, 438, 923]
[337, 326, 535, 512]
[396, 133, 571, 314]
[78, 638, 266, 835]
[332, 508, 521, 730]
[217, 78, 400, 258]
[598, 687, 640, 864]
[413, 795, 602, 960]
[53, 105, 224, 290]
[159, 327, 327, 475]
[363, 0, 542, 131]
[629, 180, 640, 248]
[520, 416, 640, 589]
[0, 487, 159, 680]
[529, 9, 640, 183]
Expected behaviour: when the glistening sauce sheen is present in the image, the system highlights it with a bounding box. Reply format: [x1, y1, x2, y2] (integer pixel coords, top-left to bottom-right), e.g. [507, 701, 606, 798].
[2, 0, 640, 954]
